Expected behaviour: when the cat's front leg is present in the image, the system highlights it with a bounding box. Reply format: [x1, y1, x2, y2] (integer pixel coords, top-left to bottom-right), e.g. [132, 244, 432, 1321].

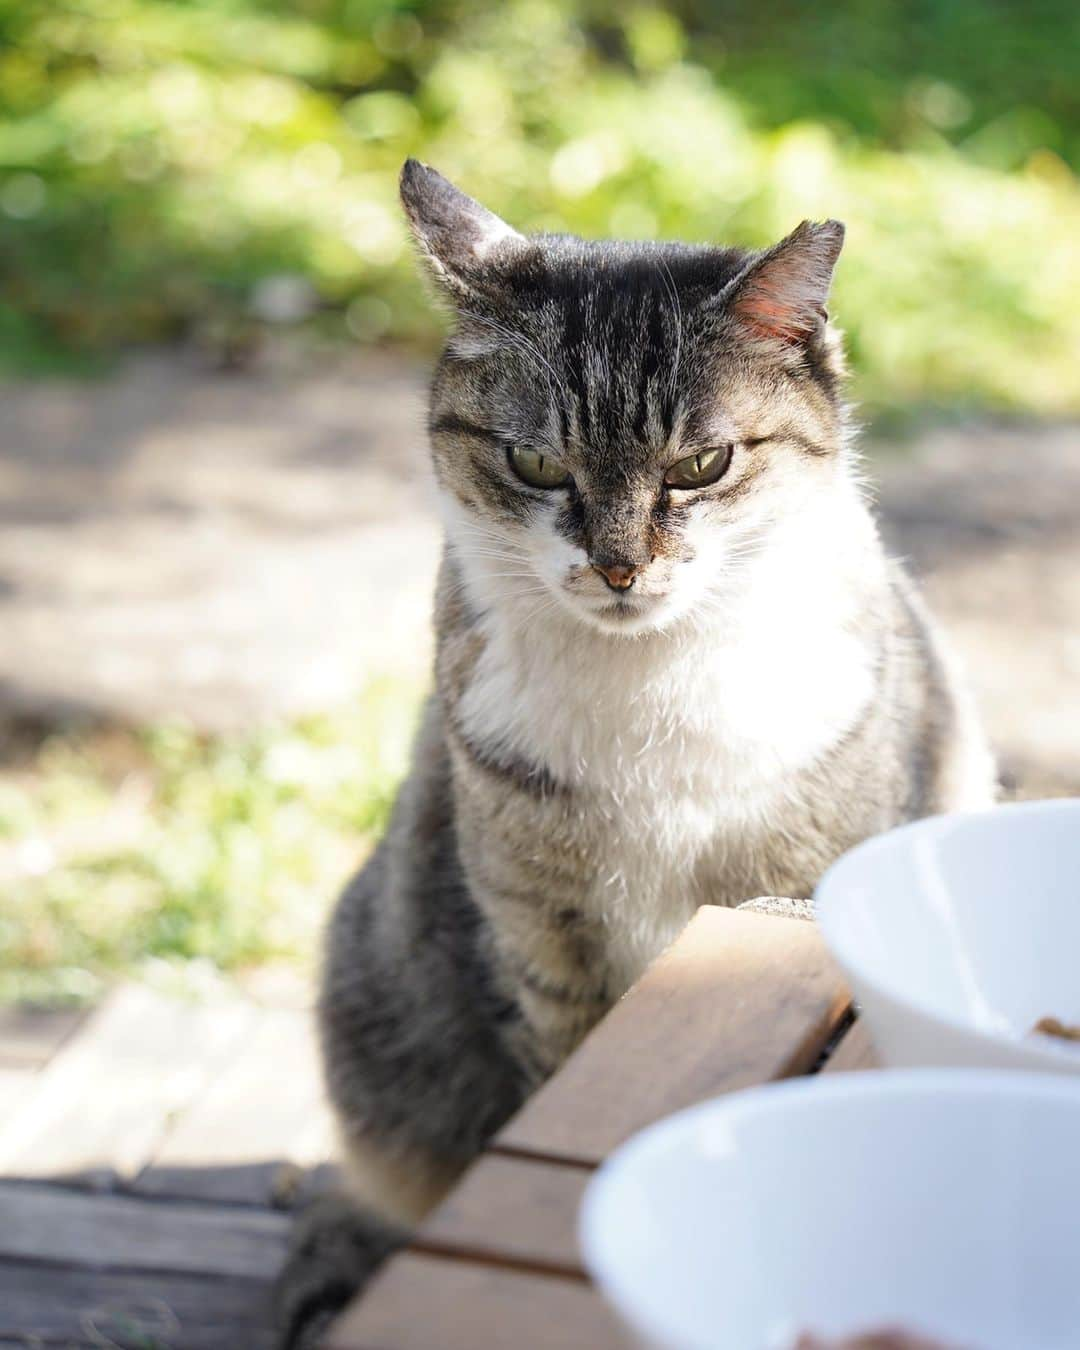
[480, 889, 616, 1079]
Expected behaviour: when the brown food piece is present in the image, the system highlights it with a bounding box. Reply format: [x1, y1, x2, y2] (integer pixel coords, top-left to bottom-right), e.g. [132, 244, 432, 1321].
[1033, 1016, 1080, 1042]
[794, 1330, 962, 1349]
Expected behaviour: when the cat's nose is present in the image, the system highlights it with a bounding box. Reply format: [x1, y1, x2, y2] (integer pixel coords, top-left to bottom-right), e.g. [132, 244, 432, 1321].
[591, 560, 640, 591]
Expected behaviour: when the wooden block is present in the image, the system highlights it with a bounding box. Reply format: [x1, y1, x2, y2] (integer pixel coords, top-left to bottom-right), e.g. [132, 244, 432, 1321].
[0, 984, 257, 1182]
[0, 1262, 277, 1349]
[416, 1153, 590, 1276]
[136, 1004, 335, 1206]
[0, 1004, 86, 1070]
[0, 1181, 290, 1279]
[822, 1017, 880, 1073]
[327, 1254, 635, 1350]
[500, 906, 850, 1163]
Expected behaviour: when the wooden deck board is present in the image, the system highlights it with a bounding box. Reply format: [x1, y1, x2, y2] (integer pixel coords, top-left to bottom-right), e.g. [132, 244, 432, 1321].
[417, 1153, 590, 1276]
[0, 1066, 35, 1124]
[327, 1253, 636, 1350]
[0, 1261, 279, 1349]
[0, 983, 336, 1349]
[500, 906, 850, 1163]
[0, 1005, 87, 1070]
[0, 1181, 290, 1279]
[0, 985, 257, 1184]
[134, 1158, 340, 1210]
[0, 982, 338, 1349]
[135, 1004, 335, 1207]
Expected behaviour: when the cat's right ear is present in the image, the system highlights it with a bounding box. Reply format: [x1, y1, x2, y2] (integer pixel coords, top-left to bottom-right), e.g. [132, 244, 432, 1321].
[722, 219, 845, 349]
[399, 160, 528, 302]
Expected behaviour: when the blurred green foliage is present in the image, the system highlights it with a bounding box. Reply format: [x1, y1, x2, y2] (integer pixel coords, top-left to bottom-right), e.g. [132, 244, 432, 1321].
[1, 0, 1080, 410]
[0, 682, 419, 1003]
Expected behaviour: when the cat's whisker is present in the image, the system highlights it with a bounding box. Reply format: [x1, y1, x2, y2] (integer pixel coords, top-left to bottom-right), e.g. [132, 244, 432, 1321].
[455, 549, 533, 564]
[442, 577, 547, 600]
[449, 527, 531, 557]
[452, 520, 525, 547]
[516, 593, 563, 632]
[454, 554, 536, 572]
[451, 532, 529, 552]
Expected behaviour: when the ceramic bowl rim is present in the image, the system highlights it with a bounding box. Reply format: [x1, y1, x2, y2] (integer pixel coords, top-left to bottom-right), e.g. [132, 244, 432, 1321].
[579, 1067, 1080, 1350]
[814, 798, 1080, 1069]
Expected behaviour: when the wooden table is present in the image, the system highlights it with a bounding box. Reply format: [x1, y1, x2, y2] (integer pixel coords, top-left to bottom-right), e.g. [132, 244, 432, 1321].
[328, 905, 879, 1349]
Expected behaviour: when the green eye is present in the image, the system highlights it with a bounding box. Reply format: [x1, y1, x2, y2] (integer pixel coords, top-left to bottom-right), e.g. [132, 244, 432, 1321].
[663, 446, 733, 489]
[508, 446, 572, 489]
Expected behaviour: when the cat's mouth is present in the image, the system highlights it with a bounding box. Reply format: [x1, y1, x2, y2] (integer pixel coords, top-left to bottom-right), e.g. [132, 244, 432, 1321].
[549, 561, 684, 635]
[597, 595, 645, 620]
[574, 585, 681, 636]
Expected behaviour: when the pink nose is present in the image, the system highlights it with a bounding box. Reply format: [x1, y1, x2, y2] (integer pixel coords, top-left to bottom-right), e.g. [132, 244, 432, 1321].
[592, 562, 639, 591]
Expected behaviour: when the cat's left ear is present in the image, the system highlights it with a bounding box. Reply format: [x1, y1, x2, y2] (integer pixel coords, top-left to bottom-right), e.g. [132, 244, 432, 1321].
[723, 219, 845, 347]
[399, 159, 529, 301]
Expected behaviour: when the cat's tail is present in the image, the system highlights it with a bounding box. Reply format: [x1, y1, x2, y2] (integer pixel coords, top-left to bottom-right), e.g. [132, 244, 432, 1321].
[274, 1192, 409, 1350]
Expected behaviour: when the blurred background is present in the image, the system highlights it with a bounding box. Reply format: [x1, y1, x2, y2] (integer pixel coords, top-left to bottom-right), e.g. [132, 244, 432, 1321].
[2, 0, 1080, 1008]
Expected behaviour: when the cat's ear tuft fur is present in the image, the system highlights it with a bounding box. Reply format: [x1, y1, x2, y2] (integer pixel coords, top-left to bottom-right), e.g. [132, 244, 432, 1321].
[399, 160, 527, 299]
[725, 219, 845, 346]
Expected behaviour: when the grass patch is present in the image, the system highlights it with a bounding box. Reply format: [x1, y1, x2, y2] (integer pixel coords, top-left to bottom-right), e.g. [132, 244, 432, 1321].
[0, 680, 423, 1005]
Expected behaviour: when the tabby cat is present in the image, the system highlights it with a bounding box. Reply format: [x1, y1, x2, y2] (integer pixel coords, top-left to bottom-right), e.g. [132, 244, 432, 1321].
[276, 160, 994, 1347]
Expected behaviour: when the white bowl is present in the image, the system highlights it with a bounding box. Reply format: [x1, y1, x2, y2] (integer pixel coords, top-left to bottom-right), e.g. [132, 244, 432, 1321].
[815, 800, 1080, 1074]
[580, 1072, 1080, 1350]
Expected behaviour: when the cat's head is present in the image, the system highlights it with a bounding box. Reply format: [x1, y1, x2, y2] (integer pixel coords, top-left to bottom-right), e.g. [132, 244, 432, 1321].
[402, 159, 851, 638]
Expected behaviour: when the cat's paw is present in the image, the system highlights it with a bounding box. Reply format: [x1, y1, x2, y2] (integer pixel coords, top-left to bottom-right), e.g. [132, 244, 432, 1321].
[274, 1193, 407, 1350]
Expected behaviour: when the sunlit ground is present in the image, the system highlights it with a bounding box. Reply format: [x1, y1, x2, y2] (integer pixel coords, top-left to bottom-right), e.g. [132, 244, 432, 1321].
[0, 681, 422, 1004]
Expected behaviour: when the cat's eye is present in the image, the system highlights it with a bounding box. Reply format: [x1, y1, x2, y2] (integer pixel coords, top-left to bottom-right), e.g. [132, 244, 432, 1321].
[508, 446, 572, 489]
[663, 446, 733, 489]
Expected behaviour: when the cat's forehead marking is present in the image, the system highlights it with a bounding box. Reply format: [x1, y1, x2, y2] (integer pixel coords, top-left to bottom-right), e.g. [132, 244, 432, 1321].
[546, 272, 685, 457]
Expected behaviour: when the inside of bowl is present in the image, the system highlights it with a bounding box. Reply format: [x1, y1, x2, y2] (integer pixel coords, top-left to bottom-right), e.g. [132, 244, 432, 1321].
[820, 805, 1080, 1039]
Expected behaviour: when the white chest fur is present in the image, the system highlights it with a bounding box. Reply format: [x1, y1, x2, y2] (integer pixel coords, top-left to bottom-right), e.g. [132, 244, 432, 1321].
[452, 492, 884, 988]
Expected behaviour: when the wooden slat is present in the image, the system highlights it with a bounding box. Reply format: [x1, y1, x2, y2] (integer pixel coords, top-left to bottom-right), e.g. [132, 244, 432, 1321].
[0, 1066, 35, 1123]
[327, 1254, 635, 1350]
[135, 1159, 291, 1208]
[0, 1182, 289, 1279]
[822, 1017, 880, 1073]
[0, 1337, 94, 1347]
[0, 1262, 278, 1349]
[134, 1158, 340, 1209]
[135, 1004, 335, 1206]
[0, 985, 257, 1183]
[0, 1005, 86, 1070]
[416, 1153, 589, 1276]
[499, 906, 850, 1163]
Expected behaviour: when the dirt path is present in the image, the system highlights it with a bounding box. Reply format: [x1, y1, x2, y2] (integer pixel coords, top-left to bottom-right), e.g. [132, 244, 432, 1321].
[2, 352, 1078, 793]
[0, 351, 439, 730]
[873, 422, 1080, 795]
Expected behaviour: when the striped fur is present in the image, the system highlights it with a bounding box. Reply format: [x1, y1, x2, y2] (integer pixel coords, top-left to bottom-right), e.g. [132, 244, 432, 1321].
[276, 163, 995, 1346]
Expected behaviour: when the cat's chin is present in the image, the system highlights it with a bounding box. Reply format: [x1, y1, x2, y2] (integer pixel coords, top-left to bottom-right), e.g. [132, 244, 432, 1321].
[563, 591, 687, 638]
